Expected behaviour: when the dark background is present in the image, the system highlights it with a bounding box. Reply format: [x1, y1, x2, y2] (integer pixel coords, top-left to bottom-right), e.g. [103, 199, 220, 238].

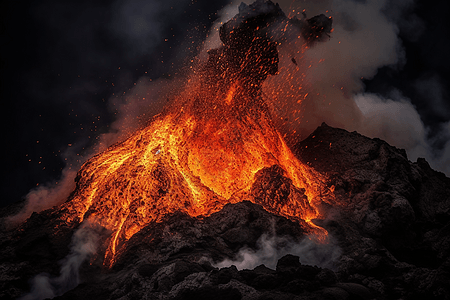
[1, 0, 449, 207]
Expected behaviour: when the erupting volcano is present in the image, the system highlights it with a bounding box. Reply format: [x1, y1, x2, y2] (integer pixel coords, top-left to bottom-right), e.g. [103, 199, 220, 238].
[59, 1, 333, 267]
[2, 1, 450, 300]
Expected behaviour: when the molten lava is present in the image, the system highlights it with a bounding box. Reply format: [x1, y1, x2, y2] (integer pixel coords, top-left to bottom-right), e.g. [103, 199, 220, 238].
[59, 0, 334, 267]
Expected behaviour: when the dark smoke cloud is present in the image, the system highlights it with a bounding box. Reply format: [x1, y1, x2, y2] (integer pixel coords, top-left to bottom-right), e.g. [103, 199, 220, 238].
[215, 0, 450, 175]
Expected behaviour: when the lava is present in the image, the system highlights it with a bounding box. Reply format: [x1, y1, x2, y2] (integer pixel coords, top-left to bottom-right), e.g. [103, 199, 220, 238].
[57, 0, 334, 267]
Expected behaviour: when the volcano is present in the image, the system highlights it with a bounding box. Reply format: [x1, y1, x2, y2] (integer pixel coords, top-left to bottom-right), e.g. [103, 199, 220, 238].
[1, 1, 450, 300]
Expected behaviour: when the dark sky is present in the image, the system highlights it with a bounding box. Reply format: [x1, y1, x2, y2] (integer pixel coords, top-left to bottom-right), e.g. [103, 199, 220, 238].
[366, 0, 450, 135]
[1, 0, 449, 208]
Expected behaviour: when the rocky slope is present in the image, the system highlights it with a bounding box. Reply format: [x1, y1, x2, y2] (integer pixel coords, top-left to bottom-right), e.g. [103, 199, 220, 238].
[1, 123, 449, 300]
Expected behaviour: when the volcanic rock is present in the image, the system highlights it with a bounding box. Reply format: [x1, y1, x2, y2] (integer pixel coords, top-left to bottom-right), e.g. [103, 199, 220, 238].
[1, 123, 449, 300]
[295, 122, 450, 299]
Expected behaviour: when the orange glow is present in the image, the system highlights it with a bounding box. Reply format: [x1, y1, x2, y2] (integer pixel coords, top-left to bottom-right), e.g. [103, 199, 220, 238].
[60, 74, 333, 267]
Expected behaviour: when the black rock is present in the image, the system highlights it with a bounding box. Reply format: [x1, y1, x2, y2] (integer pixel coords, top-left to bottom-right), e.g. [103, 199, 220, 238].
[2, 123, 450, 300]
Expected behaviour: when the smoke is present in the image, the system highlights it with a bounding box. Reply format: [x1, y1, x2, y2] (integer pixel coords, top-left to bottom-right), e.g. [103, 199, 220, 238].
[214, 234, 341, 270]
[429, 120, 450, 174]
[352, 90, 450, 174]
[93, 76, 183, 152]
[6, 75, 182, 226]
[208, 0, 450, 174]
[199, 2, 239, 61]
[200, 0, 449, 177]
[8, 0, 449, 222]
[257, 0, 450, 175]
[415, 74, 450, 121]
[109, 0, 167, 59]
[354, 92, 429, 159]
[264, 0, 400, 131]
[19, 222, 100, 300]
[6, 159, 78, 227]
[6, 0, 223, 221]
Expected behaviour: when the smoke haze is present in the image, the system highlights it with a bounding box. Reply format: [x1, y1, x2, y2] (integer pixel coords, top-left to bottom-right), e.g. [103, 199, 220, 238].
[214, 234, 341, 270]
[6, 75, 186, 225]
[237, 0, 450, 175]
[19, 222, 100, 300]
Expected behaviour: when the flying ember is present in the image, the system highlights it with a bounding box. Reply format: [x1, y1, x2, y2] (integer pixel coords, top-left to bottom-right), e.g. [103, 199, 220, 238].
[58, 0, 334, 267]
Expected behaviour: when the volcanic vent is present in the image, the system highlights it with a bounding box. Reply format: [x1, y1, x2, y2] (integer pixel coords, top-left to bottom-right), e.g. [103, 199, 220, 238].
[54, 0, 334, 267]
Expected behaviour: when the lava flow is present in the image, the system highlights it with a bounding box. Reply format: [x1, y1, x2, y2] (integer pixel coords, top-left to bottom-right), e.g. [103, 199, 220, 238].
[59, 1, 334, 267]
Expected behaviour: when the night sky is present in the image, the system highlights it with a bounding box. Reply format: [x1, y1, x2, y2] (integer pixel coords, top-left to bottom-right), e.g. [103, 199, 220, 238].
[1, 0, 449, 208]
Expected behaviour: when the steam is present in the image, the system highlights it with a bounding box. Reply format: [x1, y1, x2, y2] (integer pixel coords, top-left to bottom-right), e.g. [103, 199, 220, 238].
[264, 0, 449, 175]
[19, 222, 100, 300]
[93, 76, 182, 152]
[6, 161, 77, 227]
[354, 92, 430, 160]
[214, 234, 341, 270]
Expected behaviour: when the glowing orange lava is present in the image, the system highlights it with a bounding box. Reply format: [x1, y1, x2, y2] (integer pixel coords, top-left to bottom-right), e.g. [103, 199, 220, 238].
[60, 75, 332, 267]
[58, 3, 335, 267]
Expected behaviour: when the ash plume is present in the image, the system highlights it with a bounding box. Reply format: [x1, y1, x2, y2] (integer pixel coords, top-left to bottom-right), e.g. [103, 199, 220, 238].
[19, 222, 100, 300]
[6, 168, 77, 228]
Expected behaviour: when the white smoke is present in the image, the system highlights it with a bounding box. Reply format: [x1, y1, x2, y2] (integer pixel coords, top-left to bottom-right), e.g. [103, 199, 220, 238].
[354, 92, 430, 159]
[199, 2, 239, 61]
[93, 76, 181, 152]
[214, 234, 341, 270]
[6, 0, 198, 225]
[261, 0, 450, 175]
[6, 159, 77, 228]
[19, 222, 100, 300]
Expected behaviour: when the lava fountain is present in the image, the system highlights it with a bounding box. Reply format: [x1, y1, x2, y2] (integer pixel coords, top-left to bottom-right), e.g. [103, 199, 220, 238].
[56, 1, 334, 267]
